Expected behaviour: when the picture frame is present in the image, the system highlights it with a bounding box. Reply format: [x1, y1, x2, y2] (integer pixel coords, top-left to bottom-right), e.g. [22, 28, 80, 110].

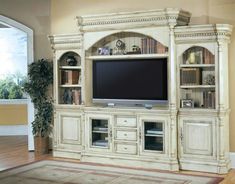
[98, 47, 110, 55]
[181, 99, 194, 108]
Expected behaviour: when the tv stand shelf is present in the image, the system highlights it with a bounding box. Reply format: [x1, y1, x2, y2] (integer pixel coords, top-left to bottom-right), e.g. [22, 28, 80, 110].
[86, 53, 168, 60]
[49, 8, 232, 174]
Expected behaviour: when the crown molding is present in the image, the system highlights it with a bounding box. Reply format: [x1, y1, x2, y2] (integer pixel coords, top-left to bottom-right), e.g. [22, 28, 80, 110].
[48, 33, 82, 50]
[175, 24, 233, 43]
[76, 8, 191, 32]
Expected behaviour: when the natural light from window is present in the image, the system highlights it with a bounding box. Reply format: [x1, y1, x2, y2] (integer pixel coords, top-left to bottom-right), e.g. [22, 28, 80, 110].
[0, 25, 27, 99]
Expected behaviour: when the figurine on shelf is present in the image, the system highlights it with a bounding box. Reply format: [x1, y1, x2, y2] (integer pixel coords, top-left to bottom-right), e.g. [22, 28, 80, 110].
[63, 89, 73, 104]
[66, 55, 77, 66]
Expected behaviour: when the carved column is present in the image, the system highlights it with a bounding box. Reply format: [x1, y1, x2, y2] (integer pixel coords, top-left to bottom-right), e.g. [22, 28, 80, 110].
[168, 23, 178, 170]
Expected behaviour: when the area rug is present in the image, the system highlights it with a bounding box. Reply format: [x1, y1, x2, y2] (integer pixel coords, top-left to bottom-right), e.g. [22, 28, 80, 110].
[0, 160, 223, 184]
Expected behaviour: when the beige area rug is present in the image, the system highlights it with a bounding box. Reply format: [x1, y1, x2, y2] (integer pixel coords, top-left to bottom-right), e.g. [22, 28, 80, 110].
[0, 160, 223, 184]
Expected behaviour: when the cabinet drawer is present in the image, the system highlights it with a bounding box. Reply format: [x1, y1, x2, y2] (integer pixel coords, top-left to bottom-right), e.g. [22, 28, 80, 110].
[115, 130, 137, 141]
[116, 117, 137, 127]
[115, 143, 137, 155]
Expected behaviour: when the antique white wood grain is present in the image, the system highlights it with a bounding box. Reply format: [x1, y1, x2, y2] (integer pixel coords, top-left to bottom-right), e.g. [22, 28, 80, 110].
[49, 9, 232, 174]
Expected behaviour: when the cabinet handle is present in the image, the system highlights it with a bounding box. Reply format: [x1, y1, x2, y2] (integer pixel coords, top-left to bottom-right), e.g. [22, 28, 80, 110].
[139, 127, 142, 141]
[109, 129, 112, 142]
[180, 128, 184, 142]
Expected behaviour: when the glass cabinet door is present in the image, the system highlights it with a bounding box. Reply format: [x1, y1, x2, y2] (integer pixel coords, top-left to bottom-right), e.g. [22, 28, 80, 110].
[91, 119, 109, 148]
[139, 119, 165, 156]
[144, 121, 164, 151]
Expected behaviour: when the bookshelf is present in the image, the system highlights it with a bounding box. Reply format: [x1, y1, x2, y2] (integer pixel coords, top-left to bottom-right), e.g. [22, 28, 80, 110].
[58, 51, 82, 105]
[179, 46, 216, 109]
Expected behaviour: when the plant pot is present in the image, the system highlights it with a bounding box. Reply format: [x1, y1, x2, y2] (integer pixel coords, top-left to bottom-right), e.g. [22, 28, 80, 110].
[34, 136, 49, 156]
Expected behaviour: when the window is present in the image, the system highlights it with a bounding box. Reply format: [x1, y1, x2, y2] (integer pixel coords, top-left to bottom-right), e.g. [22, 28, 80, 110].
[0, 24, 27, 99]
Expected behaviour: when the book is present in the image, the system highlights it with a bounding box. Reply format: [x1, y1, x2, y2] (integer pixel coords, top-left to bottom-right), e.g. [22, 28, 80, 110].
[61, 70, 79, 85]
[180, 68, 201, 85]
[72, 89, 81, 105]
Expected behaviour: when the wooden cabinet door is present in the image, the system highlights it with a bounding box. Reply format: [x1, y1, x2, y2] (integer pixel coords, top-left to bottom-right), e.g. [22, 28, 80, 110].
[179, 117, 216, 159]
[56, 111, 83, 151]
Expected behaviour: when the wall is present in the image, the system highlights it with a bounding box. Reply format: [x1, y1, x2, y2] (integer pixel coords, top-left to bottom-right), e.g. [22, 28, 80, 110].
[0, 0, 51, 127]
[0, 0, 51, 60]
[51, 0, 235, 151]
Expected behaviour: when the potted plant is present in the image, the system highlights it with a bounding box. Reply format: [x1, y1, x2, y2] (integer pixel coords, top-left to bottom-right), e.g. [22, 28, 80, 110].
[23, 59, 53, 155]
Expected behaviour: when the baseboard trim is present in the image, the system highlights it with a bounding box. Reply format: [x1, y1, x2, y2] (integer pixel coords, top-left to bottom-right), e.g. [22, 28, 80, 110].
[0, 125, 28, 135]
[230, 152, 235, 169]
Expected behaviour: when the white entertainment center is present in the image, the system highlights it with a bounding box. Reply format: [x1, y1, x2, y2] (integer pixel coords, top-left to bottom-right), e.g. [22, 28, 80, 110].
[49, 8, 232, 174]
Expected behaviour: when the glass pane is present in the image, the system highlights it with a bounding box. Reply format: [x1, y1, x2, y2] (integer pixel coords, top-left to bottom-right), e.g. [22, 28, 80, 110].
[144, 122, 164, 151]
[91, 119, 108, 147]
[0, 26, 27, 99]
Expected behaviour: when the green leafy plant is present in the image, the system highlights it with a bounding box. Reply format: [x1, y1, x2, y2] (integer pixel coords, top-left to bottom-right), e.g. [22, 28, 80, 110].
[0, 74, 26, 99]
[23, 59, 53, 137]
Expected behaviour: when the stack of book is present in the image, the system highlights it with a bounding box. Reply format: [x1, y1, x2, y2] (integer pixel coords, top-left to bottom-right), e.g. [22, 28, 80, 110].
[141, 38, 167, 54]
[180, 68, 201, 85]
[61, 70, 80, 85]
[203, 91, 215, 108]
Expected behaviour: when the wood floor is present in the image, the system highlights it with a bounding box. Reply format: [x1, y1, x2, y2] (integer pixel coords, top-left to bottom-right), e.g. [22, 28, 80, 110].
[0, 136, 50, 171]
[0, 136, 234, 184]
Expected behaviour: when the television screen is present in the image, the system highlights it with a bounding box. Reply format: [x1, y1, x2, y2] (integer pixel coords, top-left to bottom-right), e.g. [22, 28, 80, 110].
[92, 58, 168, 104]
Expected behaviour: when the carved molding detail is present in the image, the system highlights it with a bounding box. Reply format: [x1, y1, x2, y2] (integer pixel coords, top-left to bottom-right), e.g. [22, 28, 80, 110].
[175, 24, 233, 43]
[77, 8, 191, 32]
[48, 34, 82, 50]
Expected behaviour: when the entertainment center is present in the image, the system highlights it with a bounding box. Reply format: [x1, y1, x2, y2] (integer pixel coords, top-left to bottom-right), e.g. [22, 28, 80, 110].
[49, 8, 232, 173]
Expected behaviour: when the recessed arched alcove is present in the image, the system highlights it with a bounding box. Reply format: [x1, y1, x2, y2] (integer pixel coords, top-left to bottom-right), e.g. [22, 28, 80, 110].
[87, 32, 168, 56]
[180, 46, 216, 109]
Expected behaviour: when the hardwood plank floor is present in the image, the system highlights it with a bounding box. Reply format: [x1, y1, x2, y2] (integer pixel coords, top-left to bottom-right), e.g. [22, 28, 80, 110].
[0, 136, 234, 183]
[0, 136, 50, 171]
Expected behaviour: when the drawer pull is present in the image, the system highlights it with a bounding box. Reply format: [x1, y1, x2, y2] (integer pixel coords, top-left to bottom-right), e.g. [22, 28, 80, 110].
[124, 147, 127, 150]
[124, 120, 127, 122]
[124, 133, 127, 136]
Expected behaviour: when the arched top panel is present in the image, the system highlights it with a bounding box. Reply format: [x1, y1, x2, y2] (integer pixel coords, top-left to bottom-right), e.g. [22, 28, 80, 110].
[87, 31, 168, 56]
[59, 51, 81, 67]
[0, 15, 33, 64]
[182, 46, 215, 65]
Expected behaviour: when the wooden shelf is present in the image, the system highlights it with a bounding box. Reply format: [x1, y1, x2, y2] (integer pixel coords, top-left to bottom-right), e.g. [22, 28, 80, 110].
[60, 84, 82, 88]
[92, 130, 108, 134]
[59, 66, 81, 69]
[145, 134, 163, 137]
[180, 64, 215, 68]
[180, 85, 215, 89]
[86, 53, 168, 60]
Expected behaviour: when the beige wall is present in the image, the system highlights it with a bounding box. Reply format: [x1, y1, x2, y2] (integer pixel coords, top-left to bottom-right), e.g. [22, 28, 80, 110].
[0, 0, 51, 59]
[51, 0, 235, 151]
[0, 105, 27, 125]
[0, 0, 51, 126]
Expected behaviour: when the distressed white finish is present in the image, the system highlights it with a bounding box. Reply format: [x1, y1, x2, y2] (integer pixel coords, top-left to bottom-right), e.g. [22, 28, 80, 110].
[176, 24, 232, 174]
[49, 8, 232, 173]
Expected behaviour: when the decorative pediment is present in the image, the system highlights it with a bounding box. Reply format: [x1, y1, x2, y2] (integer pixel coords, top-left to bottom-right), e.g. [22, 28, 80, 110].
[76, 8, 191, 32]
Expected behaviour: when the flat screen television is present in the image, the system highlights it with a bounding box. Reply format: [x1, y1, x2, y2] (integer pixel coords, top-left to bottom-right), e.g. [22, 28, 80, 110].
[92, 58, 168, 106]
